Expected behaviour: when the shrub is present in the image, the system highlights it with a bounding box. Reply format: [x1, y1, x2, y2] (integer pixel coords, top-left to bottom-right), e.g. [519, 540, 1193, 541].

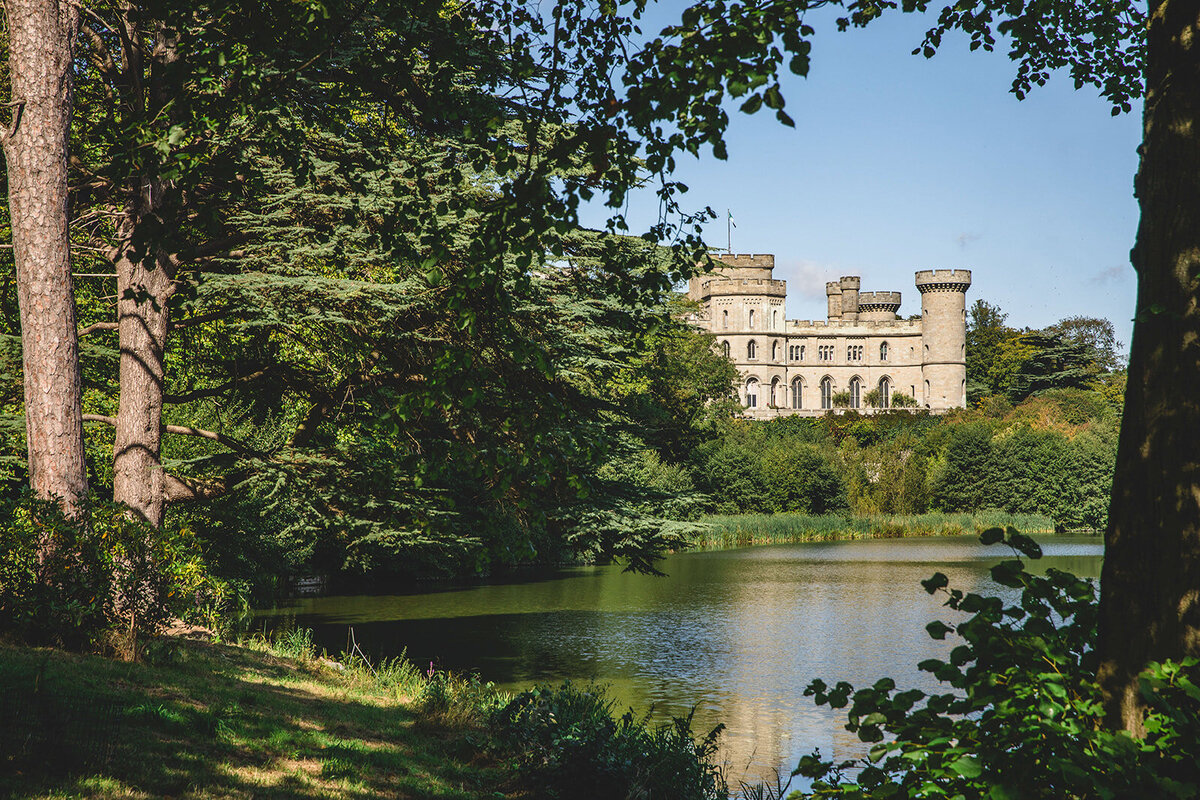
[794, 528, 1200, 798]
[0, 494, 229, 653]
[496, 682, 727, 800]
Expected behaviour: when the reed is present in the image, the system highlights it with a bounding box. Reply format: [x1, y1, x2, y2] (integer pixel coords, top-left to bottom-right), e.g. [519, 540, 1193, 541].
[689, 511, 1059, 550]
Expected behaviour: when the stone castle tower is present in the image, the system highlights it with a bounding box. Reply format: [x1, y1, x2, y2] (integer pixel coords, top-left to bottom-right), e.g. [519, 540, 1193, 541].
[687, 254, 971, 416]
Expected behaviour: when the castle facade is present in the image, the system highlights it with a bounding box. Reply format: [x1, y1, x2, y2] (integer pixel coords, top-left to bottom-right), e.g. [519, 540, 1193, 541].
[687, 254, 972, 417]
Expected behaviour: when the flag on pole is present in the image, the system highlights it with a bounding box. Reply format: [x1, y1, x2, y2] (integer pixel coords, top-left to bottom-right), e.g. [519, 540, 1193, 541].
[728, 209, 736, 228]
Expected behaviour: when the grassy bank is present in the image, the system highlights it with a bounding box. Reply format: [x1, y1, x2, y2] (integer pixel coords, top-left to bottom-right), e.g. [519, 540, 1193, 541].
[0, 633, 514, 799]
[691, 511, 1060, 549]
[0, 631, 731, 800]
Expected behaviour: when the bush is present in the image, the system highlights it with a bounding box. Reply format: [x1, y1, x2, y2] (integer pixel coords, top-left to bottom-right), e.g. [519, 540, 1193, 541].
[794, 528, 1200, 798]
[0, 494, 229, 652]
[496, 682, 727, 800]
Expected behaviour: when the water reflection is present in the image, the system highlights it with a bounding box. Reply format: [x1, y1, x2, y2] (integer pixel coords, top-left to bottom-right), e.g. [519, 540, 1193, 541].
[258, 535, 1102, 783]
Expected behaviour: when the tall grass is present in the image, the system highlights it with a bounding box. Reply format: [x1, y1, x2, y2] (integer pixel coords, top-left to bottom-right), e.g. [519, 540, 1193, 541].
[691, 511, 1059, 549]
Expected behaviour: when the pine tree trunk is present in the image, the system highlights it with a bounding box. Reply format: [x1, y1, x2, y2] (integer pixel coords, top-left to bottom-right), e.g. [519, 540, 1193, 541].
[1097, 0, 1200, 734]
[110, 21, 178, 527]
[1, 0, 87, 518]
[112, 246, 172, 526]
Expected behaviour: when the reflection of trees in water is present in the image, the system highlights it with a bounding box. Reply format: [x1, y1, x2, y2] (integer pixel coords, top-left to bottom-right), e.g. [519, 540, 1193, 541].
[254, 538, 1103, 785]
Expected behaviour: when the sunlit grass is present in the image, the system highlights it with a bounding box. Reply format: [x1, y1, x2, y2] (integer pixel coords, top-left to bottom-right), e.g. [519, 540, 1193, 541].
[690, 511, 1059, 549]
[0, 632, 513, 800]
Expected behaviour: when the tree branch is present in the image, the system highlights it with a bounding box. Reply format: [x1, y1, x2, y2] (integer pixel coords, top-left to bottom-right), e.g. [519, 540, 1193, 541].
[164, 368, 269, 403]
[79, 321, 118, 336]
[82, 413, 259, 455]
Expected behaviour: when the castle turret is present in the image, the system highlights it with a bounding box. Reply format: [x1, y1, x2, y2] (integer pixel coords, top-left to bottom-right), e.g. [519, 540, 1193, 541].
[916, 269, 972, 410]
[858, 291, 902, 322]
[839, 276, 860, 321]
[826, 281, 842, 320]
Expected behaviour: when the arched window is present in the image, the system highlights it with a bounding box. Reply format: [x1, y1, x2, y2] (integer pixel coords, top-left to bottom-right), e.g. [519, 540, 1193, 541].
[721, 340, 731, 358]
[924, 380, 931, 404]
[746, 378, 759, 408]
[800, 345, 805, 361]
[722, 309, 729, 329]
[791, 377, 803, 409]
[772, 309, 779, 330]
[878, 377, 891, 409]
[820, 377, 833, 410]
[880, 341, 888, 361]
[849, 377, 862, 409]
[747, 340, 757, 359]
[769, 377, 781, 408]
[748, 309, 755, 329]
[772, 341, 779, 360]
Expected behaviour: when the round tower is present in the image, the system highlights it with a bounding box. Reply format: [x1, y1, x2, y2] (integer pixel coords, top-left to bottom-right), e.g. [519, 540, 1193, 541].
[858, 291, 902, 322]
[916, 269, 972, 410]
[826, 281, 842, 320]
[839, 276, 860, 321]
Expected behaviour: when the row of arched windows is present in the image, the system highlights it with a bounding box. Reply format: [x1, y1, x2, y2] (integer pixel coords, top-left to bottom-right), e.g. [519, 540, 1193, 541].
[723, 340, 892, 365]
[744, 376, 894, 410]
[721, 308, 782, 331]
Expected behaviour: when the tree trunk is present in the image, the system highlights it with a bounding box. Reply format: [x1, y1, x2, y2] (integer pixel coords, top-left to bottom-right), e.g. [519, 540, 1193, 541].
[111, 20, 179, 527]
[1097, 0, 1200, 734]
[112, 245, 172, 526]
[1, 0, 87, 518]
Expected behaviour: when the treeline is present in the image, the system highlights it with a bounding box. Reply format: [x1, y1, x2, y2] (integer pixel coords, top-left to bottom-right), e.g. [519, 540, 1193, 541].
[660, 302, 1126, 532]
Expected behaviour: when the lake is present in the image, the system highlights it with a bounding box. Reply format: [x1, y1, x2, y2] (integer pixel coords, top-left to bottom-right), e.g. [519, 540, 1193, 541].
[257, 535, 1103, 785]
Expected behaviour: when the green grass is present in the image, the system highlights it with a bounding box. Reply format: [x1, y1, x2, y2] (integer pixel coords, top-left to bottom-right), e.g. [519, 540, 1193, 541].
[0, 635, 515, 799]
[690, 511, 1060, 549]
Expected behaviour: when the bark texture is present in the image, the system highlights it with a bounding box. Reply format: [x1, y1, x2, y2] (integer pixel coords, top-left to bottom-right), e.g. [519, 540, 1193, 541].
[1097, 0, 1200, 733]
[2, 0, 87, 515]
[111, 20, 178, 526]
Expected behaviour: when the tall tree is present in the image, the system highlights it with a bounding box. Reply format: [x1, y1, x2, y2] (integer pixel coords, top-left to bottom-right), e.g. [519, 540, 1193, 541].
[1, 0, 87, 518]
[1095, 1, 1200, 733]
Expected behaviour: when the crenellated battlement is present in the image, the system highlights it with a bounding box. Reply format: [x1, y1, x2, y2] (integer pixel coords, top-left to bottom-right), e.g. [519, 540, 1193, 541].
[716, 253, 776, 269]
[858, 291, 902, 308]
[915, 269, 972, 292]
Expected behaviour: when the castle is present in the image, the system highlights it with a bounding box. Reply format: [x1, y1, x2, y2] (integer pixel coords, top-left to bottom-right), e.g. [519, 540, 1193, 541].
[687, 254, 972, 417]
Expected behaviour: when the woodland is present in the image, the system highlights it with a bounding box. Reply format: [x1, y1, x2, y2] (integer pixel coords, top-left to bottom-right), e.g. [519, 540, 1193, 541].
[2, 0, 1200, 797]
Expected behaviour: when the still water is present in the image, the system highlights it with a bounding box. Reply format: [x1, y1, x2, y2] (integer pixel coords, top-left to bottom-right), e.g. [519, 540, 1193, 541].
[259, 535, 1103, 783]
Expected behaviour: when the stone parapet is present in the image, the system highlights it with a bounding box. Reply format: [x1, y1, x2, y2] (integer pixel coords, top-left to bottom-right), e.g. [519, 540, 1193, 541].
[915, 269, 972, 293]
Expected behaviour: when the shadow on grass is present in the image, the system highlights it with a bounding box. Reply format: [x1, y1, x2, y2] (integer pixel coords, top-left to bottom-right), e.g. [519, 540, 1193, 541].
[0, 641, 513, 799]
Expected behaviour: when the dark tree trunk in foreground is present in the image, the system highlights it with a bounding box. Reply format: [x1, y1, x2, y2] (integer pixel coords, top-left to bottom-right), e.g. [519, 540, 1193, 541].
[1098, 0, 1200, 734]
[1, 0, 86, 518]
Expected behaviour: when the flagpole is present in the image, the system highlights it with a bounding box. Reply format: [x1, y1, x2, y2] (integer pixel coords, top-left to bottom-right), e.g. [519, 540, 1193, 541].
[727, 209, 732, 253]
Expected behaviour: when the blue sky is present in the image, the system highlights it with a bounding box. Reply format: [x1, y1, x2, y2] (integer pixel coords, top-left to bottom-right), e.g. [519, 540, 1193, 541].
[588, 6, 1143, 353]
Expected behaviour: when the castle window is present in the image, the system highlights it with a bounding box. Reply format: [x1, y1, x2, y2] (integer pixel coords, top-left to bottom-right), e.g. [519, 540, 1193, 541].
[747, 340, 757, 360]
[847, 345, 863, 361]
[820, 377, 832, 410]
[746, 378, 759, 408]
[924, 380, 931, 404]
[880, 341, 888, 361]
[878, 377, 891, 409]
[772, 341, 779, 361]
[748, 309, 755, 329]
[849, 377, 862, 409]
[721, 340, 731, 358]
[818, 345, 833, 361]
[772, 310, 779, 330]
[800, 345, 805, 361]
[769, 377, 781, 407]
[722, 310, 729, 329]
[791, 377, 803, 409]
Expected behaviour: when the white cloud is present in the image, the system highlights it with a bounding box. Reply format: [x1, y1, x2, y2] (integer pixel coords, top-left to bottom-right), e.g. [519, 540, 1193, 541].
[1088, 264, 1129, 285]
[956, 232, 982, 249]
[782, 259, 841, 300]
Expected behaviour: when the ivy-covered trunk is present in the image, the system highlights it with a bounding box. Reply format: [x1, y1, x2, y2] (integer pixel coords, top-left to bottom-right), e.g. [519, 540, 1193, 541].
[1097, 1, 1200, 734]
[1, 0, 87, 519]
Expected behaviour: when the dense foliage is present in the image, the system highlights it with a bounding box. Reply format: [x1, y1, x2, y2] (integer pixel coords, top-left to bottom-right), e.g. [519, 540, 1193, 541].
[691, 385, 1119, 530]
[795, 529, 1200, 799]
